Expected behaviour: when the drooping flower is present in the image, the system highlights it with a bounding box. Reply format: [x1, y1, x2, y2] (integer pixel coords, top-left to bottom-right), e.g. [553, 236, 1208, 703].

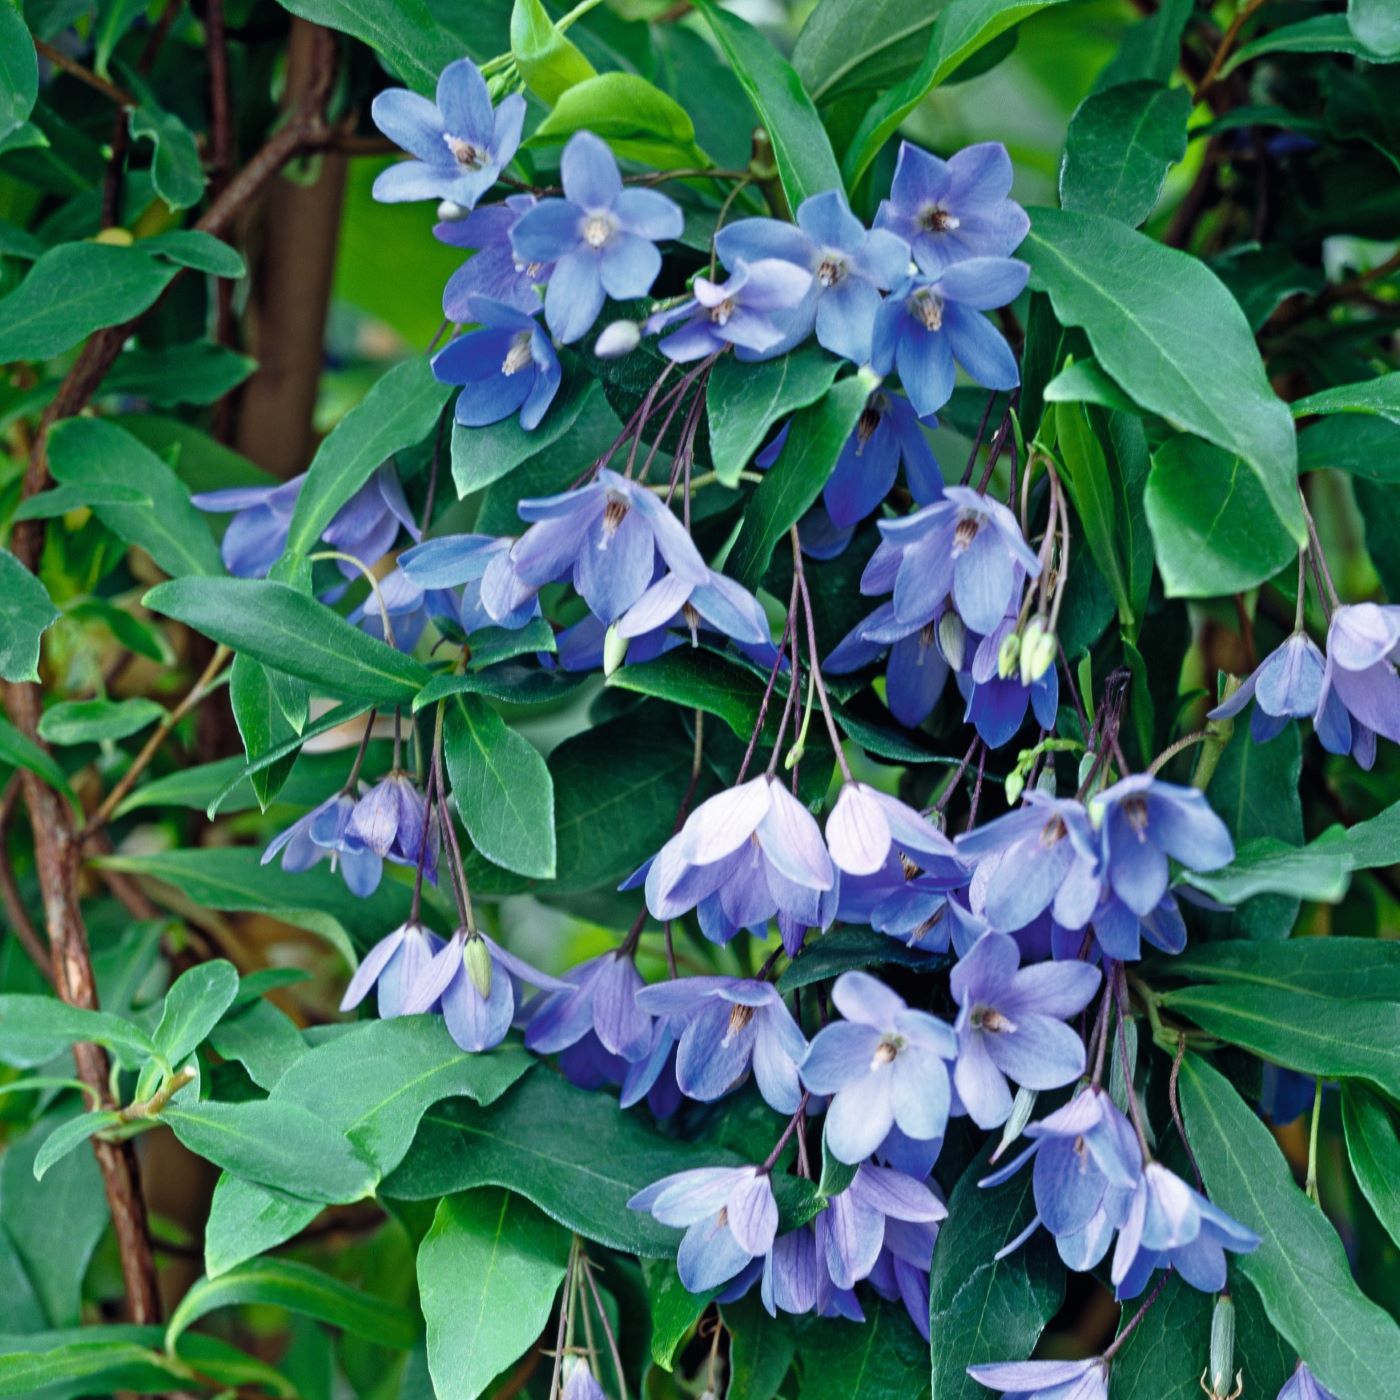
[436, 194, 552, 320]
[560, 1357, 608, 1400]
[628, 1165, 779, 1292]
[825, 781, 964, 881]
[715, 190, 911, 363]
[865, 1230, 937, 1340]
[1277, 1363, 1340, 1400]
[966, 1356, 1109, 1400]
[634, 976, 807, 1112]
[825, 599, 955, 729]
[800, 971, 956, 1163]
[347, 564, 459, 651]
[371, 59, 526, 208]
[875, 140, 1030, 276]
[398, 533, 541, 632]
[958, 604, 1060, 749]
[871, 259, 1029, 417]
[950, 932, 1100, 1129]
[431, 298, 562, 431]
[339, 921, 446, 1018]
[838, 859, 984, 954]
[615, 566, 773, 659]
[320, 465, 419, 576]
[819, 1164, 946, 1289]
[761, 1226, 821, 1316]
[647, 258, 813, 363]
[262, 793, 382, 896]
[1207, 631, 1329, 743]
[509, 131, 683, 343]
[1311, 602, 1400, 770]
[191, 476, 302, 578]
[349, 771, 436, 877]
[524, 950, 652, 1064]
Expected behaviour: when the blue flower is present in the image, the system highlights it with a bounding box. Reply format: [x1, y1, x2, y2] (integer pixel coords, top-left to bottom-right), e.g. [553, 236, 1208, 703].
[819, 1164, 945, 1290]
[1207, 631, 1328, 743]
[437, 194, 552, 320]
[950, 932, 1100, 1129]
[958, 604, 1060, 748]
[1311, 602, 1400, 771]
[715, 190, 911, 363]
[800, 971, 956, 1164]
[634, 976, 808, 1112]
[865, 1230, 938, 1340]
[825, 599, 956, 729]
[967, 1356, 1108, 1400]
[348, 772, 437, 879]
[871, 259, 1028, 416]
[509, 131, 683, 343]
[191, 476, 302, 578]
[648, 258, 813, 362]
[875, 140, 1030, 276]
[1277, 1363, 1339, 1400]
[348, 565, 459, 651]
[561, 1359, 607, 1400]
[825, 781, 964, 881]
[837, 860, 983, 953]
[261, 793, 382, 896]
[615, 566, 774, 660]
[399, 533, 542, 631]
[321, 464, 419, 576]
[371, 59, 525, 208]
[431, 298, 562, 431]
[339, 920, 445, 1018]
[524, 951, 652, 1063]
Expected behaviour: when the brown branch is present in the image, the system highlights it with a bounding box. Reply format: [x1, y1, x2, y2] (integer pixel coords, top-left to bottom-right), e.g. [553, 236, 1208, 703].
[0, 778, 53, 982]
[1195, 0, 1269, 102]
[32, 39, 135, 107]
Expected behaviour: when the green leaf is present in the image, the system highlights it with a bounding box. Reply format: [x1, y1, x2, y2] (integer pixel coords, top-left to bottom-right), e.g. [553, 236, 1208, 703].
[47, 417, 224, 577]
[11, 482, 150, 521]
[273, 0, 461, 93]
[706, 344, 841, 488]
[1349, 0, 1400, 55]
[1325, 798, 1400, 872]
[167, 1258, 417, 1355]
[692, 0, 844, 212]
[418, 1189, 569, 1400]
[151, 960, 239, 1069]
[0, 242, 177, 361]
[0, 714, 77, 808]
[100, 340, 256, 406]
[1042, 357, 1139, 415]
[723, 1294, 798, 1400]
[1292, 371, 1400, 424]
[1222, 13, 1397, 76]
[841, 0, 1073, 187]
[799, 1297, 931, 1398]
[0, 549, 56, 683]
[1055, 401, 1134, 627]
[929, 1143, 1065, 1399]
[1296, 413, 1400, 484]
[0, 1, 38, 142]
[1355, 476, 1400, 599]
[93, 0, 145, 74]
[1143, 434, 1297, 596]
[1342, 1084, 1400, 1250]
[793, 0, 956, 105]
[37, 696, 164, 746]
[778, 925, 946, 992]
[444, 693, 556, 879]
[138, 229, 246, 278]
[1060, 80, 1190, 227]
[532, 72, 709, 168]
[1096, 0, 1192, 86]
[1158, 937, 1400, 1002]
[644, 1258, 715, 1369]
[32, 1111, 122, 1181]
[728, 376, 872, 588]
[415, 662, 587, 711]
[511, 0, 597, 104]
[467, 617, 557, 669]
[206, 998, 307, 1091]
[1175, 835, 1353, 906]
[229, 654, 299, 808]
[1212, 245, 1327, 332]
[129, 100, 205, 210]
[612, 646, 766, 738]
[144, 577, 428, 705]
[1179, 1053, 1400, 1397]
[1022, 208, 1304, 544]
[0, 994, 157, 1070]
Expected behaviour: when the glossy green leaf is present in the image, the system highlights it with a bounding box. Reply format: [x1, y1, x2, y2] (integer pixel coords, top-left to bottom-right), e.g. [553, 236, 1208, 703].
[32, 1112, 122, 1182]
[1060, 80, 1190, 226]
[229, 654, 299, 808]
[1179, 1053, 1400, 1398]
[1293, 371, 1400, 423]
[100, 340, 256, 406]
[532, 72, 709, 168]
[1023, 208, 1304, 543]
[418, 1189, 569, 1400]
[1159, 937, 1400, 1003]
[129, 100, 205, 210]
[418, 662, 587, 711]
[644, 1258, 715, 1369]
[206, 998, 307, 1091]
[0, 549, 56, 683]
[511, 0, 597, 104]
[445, 692, 556, 879]
[152, 960, 240, 1069]
[1212, 245, 1327, 331]
[0, 994, 156, 1070]
[612, 646, 766, 738]
[723, 1294, 798, 1400]
[1296, 413, 1400, 483]
[0, 1, 38, 142]
[1055, 401, 1134, 628]
[1096, 0, 1192, 86]
[1341, 1084, 1400, 1249]
[467, 618, 556, 669]
[793, 0, 957, 105]
[800, 1297, 931, 1398]
[144, 577, 428, 704]
[138, 229, 246, 279]
[37, 696, 164, 746]
[0, 715, 78, 808]
[11, 482, 150, 521]
[779, 925, 946, 992]
[1222, 13, 1396, 76]
[1175, 835, 1353, 906]
[1042, 358, 1139, 414]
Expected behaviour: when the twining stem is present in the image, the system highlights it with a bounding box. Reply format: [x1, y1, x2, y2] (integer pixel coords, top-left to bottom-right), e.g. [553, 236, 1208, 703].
[789, 530, 853, 783]
[736, 573, 800, 784]
[309, 549, 396, 649]
[1305, 1078, 1324, 1204]
[33, 38, 135, 106]
[1195, 0, 1270, 99]
[1103, 1268, 1173, 1361]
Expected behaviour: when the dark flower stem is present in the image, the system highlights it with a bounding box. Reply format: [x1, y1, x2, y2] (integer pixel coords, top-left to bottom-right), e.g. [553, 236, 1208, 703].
[580, 1256, 630, 1400]
[1089, 978, 1115, 1088]
[761, 1091, 811, 1172]
[961, 390, 1001, 486]
[1112, 963, 1153, 1163]
[431, 702, 476, 933]
[736, 573, 800, 783]
[1168, 1034, 1207, 1192]
[1299, 488, 1341, 612]
[789, 530, 854, 783]
[1103, 1268, 1173, 1361]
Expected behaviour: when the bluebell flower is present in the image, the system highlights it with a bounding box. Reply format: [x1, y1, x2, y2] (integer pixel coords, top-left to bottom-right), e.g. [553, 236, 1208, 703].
[560, 1358, 607, 1400]
[800, 971, 956, 1163]
[825, 781, 964, 880]
[524, 950, 652, 1063]
[191, 476, 302, 578]
[321, 464, 419, 576]
[715, 190, 911, 363]
[371, 59, 525, 208]
[437, 194, 552, 320]
[1088, 774, 1234, 919]
[1207, 631, 1327, 743]
[950, 932, 1100, 1129]
[349, 772, 437, 879]
[825, 599, 955, 728]
[339, 921, 446, 1018]
[262, 793, 382, 896]
[840, 861, 984, 954]
[348, 565, 459, 651]
[432, 298, 562, 431]
[820, 1164, 945, 1290]
[399, 533, 541, 631]
[875, 140, 1030, 276]
[1311, 602, 1400, 770]
[628, 1165, 779, 1292]
[871, 259, 1029, 416]
[642, 774, 838, 952]
[760, 1226, 820, 1316]
[647, 258, 813, 362]
[1277, 1363, 1339, 1400]
[615, 566, 774, 660]
[506, 468, 706, 625]
[967, 1356, 1108, 1400]
[634, 975, 807, 1112]
[865, 1232, 936, 1340]
[509, 131, 683, 344]
[959, 604, 1060, 748]
[619, 1018, 684, 1118]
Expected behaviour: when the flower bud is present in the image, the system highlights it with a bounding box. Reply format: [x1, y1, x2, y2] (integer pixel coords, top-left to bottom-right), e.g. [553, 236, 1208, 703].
[603, 623, 629, 677]
[937, 611, 966, 671]
[1004, 768, 1025, 806]
[1207, 1293, 1237, 1399]
[1020, 617, 1057, 684]
[465, 935, 493, 999]
[991, 1087, 1038, 1161]
[436, 200, 470, 222]
[997, 630, 1021, 680]
[594, 319, 642, 358]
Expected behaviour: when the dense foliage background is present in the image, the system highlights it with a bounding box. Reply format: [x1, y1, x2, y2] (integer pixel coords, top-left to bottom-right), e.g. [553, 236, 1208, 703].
[0, 0, 1398, 1397]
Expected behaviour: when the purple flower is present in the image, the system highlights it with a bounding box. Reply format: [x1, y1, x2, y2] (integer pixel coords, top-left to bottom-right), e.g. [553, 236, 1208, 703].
[839, 861, 984, 953]
[826, 599, 955, 729]
[432, 298, 562, 432]
[761, 1226, 820, 1316]
[648, 258, 813, 363]
[347, 565, 459, 651]
[399, 533, 541, 631]
[820, 1164, 945, 1289]
[800, 971, 956, 1163]
[321, 465, 419, 576]
[348, 771, 436, 877]
[967, 1356, 1108, 1400]
[561, 1359, 607, 1400]
[1312, 602, 1400, 770]
[524, 951, 652, 1063]
[615, 567, 772, 657]
[865, 1234, 936, 1340]
[643, 775, 838, 951]
[628, 1165, 779, 1292]
[715, 190, 911, 363]
[506, 468, 706, 625]
[509, 131, 683, 344]
[1278, 1363, 1339, 1400]
[875, 140, 1030, 277]
[619, 1019, 684, 1118]
[871, 259, 1028, 416]
[191, 476, 302, 578]
[634, 976, 807, 1112]
[371, 59, 525, 208]
[339, 921, 445, 1018]
[950, 932, 1100, 1129]
[1207, 631, 1328, 743]
[825, 781, 963, 881]
[1089, 774, 1234, 919]
[262, 793, 382, 896]
[437, 194, 552, 320]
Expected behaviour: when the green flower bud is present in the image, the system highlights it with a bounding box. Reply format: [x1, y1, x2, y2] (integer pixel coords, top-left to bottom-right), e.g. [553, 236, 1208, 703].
[602, 623, 628, 677]
[1020, 617, 1057, 684]
[938, 611, 966, 672]
[997, 630, 1021, 680]
[1004, 768, 1025, 806]
[1207, 1294, 1237, 1400]
[465, 935, 493, 999]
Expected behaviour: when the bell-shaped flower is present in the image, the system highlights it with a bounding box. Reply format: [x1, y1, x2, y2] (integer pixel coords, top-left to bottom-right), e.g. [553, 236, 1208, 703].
[1312, 602, 1400, 770]
[615, 566, 772, 657]
[524, 950, 652, 1063]
[800, 971, 957, 1163]
[958, 607, 1060, 748]
[399, 533, 541, 631]
[871, 259, 1029, 416]
[865, 1232, 936, 1340]
[826, 599, 954, 728]
[760, 1226, 821, 1317]
[320, 464, 419, 576]
[340, 921, 446, 1018]
[643, 774, 837, 950]
[1089, 774, 1234, 919]
[619, 1019, 684, 1118]
[560, 1358, 607, 1400]
[371, 58, 525, 208]
[842, 862, 985, 954]
[348, 564, 459, 652]
[648, 258, 813, 363]
[967, 1356, 1108, 1400]
[715, 190, 911, 363]
[262, 793, 382, 896]
[628, 1165, 779, 1293]
[634, 976, 807, 1113]
[191, 476, 303, 578]
[876, 140, 1030, 276]
[950, 932, 1100, 1129]
[820, 1164, 946, 1290]
[825, 781, 964, 881]
[1277, 1363, 1339, 1400]
[348, 771, 436, 878]
[509, 131, 683, 343]
[437, 194, 552, 320]
[432, 298, 562, 432]
[1207, 631, 1328, 743]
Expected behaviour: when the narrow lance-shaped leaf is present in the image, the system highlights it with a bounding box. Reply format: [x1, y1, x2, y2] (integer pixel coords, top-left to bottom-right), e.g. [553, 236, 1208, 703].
[0, 550, 57, 683]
